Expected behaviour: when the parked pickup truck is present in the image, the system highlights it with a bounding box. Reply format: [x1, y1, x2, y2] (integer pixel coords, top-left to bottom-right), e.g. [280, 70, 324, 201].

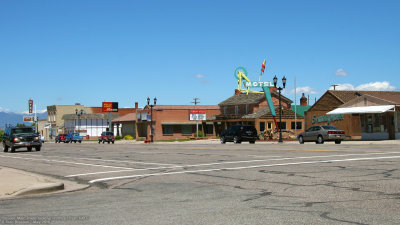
[66, 132, 83, 143]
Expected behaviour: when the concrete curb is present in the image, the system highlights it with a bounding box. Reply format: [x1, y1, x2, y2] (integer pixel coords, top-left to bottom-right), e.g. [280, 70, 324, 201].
[14, 182, 65, 196]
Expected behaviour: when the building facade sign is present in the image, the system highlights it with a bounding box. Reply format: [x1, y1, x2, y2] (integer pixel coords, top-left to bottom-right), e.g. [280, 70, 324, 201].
[102, 102, 118, 112]
[312, 114, 344, 124]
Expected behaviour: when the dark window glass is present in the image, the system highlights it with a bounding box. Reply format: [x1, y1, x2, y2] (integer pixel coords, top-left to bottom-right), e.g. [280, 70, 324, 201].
[259, 122, 265, 132]
[322, 125, 338, 130]
[162, 125, 174, 135]
[291, 122, 302, 129]
[277, 122, 286, 130]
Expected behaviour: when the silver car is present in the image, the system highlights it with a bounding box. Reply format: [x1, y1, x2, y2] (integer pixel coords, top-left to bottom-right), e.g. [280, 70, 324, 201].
[298, 125, 345, 144]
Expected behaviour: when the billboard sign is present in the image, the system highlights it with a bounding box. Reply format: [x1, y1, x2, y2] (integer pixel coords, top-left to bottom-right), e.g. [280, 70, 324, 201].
[23, 116, 34, 122]
[28, 99, 33, 114]
[102, 102, 118, 112]
[190, 110, 206, 121]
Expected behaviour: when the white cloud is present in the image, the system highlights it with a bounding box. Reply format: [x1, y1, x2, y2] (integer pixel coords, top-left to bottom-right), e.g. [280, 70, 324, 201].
[195, 74, 205, 79]
[289, 86, 318, 94]
[335, 68, 348, 76]
[329, 81, 396, 91]
[0, 107, 12, 113]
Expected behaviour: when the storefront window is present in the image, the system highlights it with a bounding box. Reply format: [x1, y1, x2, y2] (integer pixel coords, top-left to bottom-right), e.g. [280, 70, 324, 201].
[361, 113, 386, 133]
[396, 111, 400, 132]
[162, 125, 174, 135]
[181, 125, 192, 135]
[267, 122, 272, 130]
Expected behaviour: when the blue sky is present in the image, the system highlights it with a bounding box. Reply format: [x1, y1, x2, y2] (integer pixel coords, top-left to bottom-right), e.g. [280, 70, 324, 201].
[1, 0, 399, 113]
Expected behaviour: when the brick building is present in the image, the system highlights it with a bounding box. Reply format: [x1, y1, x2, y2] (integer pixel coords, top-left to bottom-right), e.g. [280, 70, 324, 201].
[135, 105, 221, 141]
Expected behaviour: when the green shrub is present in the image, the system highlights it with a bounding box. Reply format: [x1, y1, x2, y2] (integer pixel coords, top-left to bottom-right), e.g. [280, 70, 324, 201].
[115, 135, 122, 140]
[196, 130, 205, 137]
[0, 129, 3, 142]
[124, 135, 134, 140]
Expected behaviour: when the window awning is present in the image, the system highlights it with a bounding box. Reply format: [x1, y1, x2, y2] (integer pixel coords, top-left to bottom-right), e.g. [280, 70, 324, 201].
[161, 122, 198, 125]
[327, 105, 395, 115]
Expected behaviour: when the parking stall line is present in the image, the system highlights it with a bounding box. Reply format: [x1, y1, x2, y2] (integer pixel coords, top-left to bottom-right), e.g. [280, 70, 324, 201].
[88, 155, 400, 184]
[0, 155, 134, 170]
[65, 151, 400, 178]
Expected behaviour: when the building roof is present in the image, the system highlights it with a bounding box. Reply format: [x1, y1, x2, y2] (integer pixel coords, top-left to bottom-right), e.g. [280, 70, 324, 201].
[144, 105, 220, 110]
[219, 91, 292, 106]
[242, 107, 271, 119]
[112, 113, 137, 123]
[291, 105, 311, 117]
[308, 90, 400, 112]
[62, 113, 119, 120]
[329, 90, 400, 104]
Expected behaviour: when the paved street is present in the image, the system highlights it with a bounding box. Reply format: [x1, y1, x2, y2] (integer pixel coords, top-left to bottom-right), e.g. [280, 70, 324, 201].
[1, 141, 400, 225]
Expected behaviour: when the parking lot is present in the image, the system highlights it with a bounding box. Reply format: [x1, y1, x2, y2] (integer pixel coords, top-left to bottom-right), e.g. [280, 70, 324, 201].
[1, 141, 400, 224]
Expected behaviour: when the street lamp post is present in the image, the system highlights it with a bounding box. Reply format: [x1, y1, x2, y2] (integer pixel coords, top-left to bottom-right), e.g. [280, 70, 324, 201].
[147, 97, 157, 143]
[75, 109, 84, 133]
[273, 75, 287, 143]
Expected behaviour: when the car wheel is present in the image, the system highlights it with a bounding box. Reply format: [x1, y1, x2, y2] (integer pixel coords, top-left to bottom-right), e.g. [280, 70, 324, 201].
[298, 136, 304, 144]
[233, 136, 241, 144]
[98, 140, 101, 144]
[220, 136, 226, 144]
[35, 146, 41, 151]
[3, 143, 8, 152]
[79, 140, 82, 143]
[112, 141, 114, 144]
[102, 140, 105, 144]
[335, 140, 341, 144]
[27, 147, 32, 151]
[108, 141, 110, 144]
[316, 135, 324, 144]
[11, 147, 16, 153]
[74, 140, 77, 143]
[249, 140, 255, 144]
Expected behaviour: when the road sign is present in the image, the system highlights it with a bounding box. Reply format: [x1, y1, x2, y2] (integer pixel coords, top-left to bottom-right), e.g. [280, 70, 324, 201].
[28, 99, 33, 114]
[189, 110, 206, 121]
[102, 102, 118, 112]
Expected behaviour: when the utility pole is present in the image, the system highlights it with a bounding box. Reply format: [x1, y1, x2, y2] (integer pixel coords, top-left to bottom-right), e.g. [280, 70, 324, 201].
[192, 98, 200, 138]
[331, 84, 339, 90]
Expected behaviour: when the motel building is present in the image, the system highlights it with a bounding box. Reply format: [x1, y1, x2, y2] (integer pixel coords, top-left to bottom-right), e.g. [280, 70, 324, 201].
[304, 90, 400, 140]
[206, 88, 310, 136]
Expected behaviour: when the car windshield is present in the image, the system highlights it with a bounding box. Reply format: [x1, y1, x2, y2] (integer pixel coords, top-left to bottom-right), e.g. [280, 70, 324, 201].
[322, 126, 338, 130]
[241, 126, 256, 132]
[12, 128, 34, 134]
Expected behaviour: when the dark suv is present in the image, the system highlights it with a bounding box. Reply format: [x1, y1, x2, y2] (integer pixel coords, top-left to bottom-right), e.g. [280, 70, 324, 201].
[2, 127, 42, 152]
[220, 125, 258, 144]
[98, 131, 115, 144]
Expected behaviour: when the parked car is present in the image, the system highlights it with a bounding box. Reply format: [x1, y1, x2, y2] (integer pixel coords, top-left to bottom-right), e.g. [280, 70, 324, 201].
[66, 132, 83, 143]
[220, 125, 258, 144]
[55, 134, 67, 143]
[2, 127, 42, 152]
[297, 125, 345, 144]
[98, 131, 115, 144]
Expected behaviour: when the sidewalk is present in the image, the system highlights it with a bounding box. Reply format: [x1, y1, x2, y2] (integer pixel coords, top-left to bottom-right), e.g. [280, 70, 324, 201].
[0, 167, 88, 199]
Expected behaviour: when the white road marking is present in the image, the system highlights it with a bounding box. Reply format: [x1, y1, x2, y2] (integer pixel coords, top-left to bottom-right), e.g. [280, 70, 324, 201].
[248, 155, 282, 158]
[12, 153, 177, 166]
[88, 155, 400, 183]
[66, 152, 400, 177]
[0, 155, 134, 170]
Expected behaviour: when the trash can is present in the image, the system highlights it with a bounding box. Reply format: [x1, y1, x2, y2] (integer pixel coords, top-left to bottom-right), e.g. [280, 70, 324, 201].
[86, 135, 90, 140]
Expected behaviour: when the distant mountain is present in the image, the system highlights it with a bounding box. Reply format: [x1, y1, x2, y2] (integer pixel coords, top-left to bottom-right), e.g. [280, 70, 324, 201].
[0, 111, 48, 129]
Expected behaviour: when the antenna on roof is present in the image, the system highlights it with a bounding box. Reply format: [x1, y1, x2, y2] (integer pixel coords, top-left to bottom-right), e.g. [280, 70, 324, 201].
[331, 84, 339, 90]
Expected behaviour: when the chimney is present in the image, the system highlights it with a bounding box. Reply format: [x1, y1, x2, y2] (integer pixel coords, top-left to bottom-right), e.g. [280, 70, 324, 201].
[135, 102, 138, 110]
[269, 87, 277, 92]
[300, 93, 307, 106]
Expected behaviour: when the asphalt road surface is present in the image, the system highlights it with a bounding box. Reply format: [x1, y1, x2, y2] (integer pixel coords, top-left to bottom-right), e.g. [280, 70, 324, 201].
[1, 142, 400, 225]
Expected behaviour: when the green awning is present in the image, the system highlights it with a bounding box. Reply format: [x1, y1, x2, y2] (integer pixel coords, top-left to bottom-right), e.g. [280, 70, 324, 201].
[161, 122, 197, 125]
